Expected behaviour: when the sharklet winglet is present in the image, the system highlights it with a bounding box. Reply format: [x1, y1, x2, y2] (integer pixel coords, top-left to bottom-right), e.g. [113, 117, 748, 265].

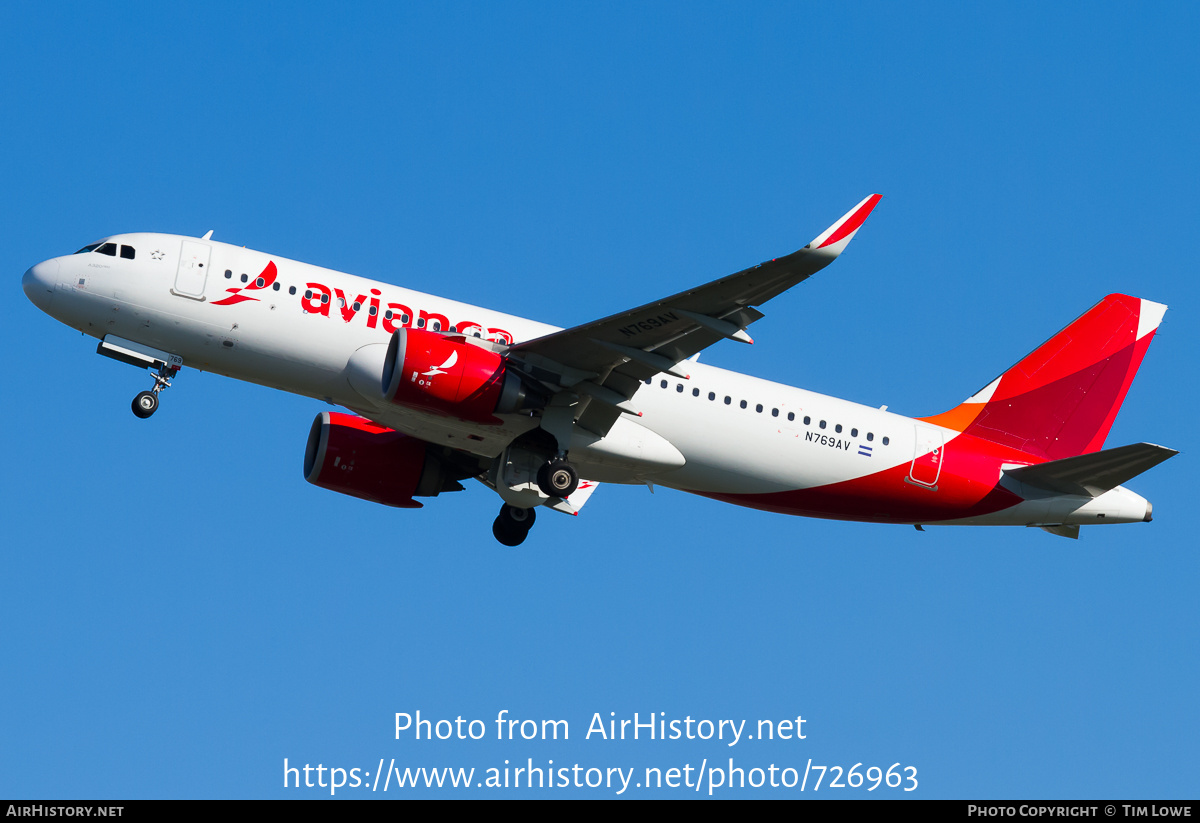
[808, 193, 882, 252]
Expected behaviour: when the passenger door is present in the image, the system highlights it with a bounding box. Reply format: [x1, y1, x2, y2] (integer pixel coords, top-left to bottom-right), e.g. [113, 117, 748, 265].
[173, 239, 210, 299]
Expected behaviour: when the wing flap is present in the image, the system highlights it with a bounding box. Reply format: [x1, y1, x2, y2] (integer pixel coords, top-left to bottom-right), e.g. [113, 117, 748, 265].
[547, 478, 601, 516]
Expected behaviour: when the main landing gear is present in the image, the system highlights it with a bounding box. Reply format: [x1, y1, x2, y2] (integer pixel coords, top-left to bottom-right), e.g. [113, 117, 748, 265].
[536, 456, 579, 499]
[131, 361, 178, 419]
[493, 504, 537, 547]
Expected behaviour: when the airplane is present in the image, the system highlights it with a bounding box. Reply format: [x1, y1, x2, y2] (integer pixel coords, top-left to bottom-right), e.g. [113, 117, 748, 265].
[21, 195, 1176, 545]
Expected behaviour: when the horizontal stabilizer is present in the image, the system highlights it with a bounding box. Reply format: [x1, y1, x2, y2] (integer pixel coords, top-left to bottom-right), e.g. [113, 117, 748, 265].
[1006, 442, 1177, 498]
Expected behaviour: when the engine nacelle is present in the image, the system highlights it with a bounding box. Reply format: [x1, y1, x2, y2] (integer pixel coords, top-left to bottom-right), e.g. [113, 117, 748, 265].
[382, 328, 525, 424]
[303, 412, 456, 508]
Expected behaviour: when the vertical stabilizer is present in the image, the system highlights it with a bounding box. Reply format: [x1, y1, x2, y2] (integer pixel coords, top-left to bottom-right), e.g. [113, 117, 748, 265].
[921, 294, 1166, 460]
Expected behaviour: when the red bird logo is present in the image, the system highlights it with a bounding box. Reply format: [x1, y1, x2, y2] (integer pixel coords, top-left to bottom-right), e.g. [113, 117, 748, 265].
[211, 261, 277, 306]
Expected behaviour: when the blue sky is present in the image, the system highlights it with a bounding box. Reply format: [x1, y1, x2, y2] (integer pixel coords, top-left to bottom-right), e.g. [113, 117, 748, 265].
[2, 2, 1196, 798]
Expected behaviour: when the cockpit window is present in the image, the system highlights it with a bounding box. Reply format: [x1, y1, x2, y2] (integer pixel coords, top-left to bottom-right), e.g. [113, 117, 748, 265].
[97, 243, 117, 256]
[74, 243, 101, 254]
[120, 245, 135, 259]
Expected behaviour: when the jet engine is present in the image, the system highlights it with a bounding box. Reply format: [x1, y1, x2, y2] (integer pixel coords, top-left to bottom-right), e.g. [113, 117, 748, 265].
[382, 328, 527, 424]
[303, 411, 461, 507]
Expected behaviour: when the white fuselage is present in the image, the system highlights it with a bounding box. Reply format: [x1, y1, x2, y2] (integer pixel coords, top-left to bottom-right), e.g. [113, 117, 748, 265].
[21, 232, 1152, 529]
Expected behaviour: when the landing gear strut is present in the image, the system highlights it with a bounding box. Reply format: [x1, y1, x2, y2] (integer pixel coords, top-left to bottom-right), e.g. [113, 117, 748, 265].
[131, 361, 178, 419]
[536, 457, 579, 499]
[493, 504, 537, 546]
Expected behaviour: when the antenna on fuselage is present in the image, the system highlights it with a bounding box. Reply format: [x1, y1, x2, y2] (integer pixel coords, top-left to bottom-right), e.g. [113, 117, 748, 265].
[201, 230, 213, 240]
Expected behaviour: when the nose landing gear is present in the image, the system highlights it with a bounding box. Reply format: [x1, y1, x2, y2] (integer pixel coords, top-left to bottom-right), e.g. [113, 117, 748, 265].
[130, 361, 178, 419]
[95, 336, 183, 420]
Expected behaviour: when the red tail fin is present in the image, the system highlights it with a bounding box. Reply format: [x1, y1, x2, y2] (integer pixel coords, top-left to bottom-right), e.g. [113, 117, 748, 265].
[921, 294, 1167, 460]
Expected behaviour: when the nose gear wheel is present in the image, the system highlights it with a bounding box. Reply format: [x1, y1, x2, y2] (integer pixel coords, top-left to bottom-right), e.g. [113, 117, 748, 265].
[130, 361, 178, 419]
[132, 391, 158, 418]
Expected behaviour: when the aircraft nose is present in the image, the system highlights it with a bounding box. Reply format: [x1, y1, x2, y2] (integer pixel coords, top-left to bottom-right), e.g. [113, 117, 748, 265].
[22, 258, 59, 311]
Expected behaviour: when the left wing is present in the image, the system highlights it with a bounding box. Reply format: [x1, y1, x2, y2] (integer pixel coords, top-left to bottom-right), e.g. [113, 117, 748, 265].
[505, 194, 882, 437]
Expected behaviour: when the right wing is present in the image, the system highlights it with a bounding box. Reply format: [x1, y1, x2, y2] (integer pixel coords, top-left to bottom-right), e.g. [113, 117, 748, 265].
[505, 194, 882, 437]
